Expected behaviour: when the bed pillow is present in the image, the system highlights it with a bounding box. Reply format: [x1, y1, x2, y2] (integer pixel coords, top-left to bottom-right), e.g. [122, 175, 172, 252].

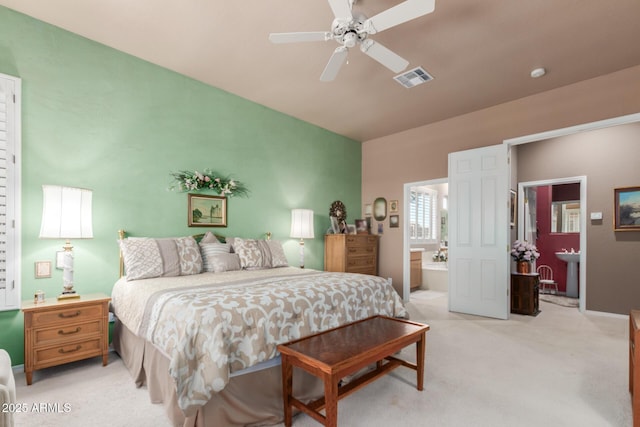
[266, 240, 288, 268]
[155, 238, 181, 277]
[119, 238, 163, 281]
[175, 236, 203, 275]
[228, 238, 288, 269]
[203, 252, 241, 273]
[200, 242, 231, 271]
[199, 231, 220, 244]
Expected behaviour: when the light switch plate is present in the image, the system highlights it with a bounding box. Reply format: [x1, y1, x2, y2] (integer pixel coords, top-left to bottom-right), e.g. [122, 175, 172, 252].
[590, 212, 603, 220]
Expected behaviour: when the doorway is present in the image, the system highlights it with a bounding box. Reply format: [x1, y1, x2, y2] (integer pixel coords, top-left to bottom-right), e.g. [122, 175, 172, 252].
[517, 176, 586, 312]
[402, 178, 448, 302]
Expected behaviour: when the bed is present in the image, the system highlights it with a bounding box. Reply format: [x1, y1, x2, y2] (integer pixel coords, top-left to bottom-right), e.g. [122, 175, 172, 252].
[111, 231, 407, 426]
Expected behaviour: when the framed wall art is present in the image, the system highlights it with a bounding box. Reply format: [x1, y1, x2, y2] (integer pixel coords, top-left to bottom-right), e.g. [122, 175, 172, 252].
[188, 194, 227, 227]
[373, 197, 387, 221]
[614, 186, 640, 231]
[389, 200, 398, 213]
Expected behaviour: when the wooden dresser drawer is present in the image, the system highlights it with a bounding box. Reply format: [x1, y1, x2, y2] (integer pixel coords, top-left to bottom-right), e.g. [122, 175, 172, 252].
[346, 255, 375, 269]
[34, 319, 102, 346]
[34, 338, 103, 369]
[31, 305, 103, 327]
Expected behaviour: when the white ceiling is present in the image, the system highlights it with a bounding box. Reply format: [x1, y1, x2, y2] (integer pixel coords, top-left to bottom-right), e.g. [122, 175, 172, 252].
[2, 0, 640, 141]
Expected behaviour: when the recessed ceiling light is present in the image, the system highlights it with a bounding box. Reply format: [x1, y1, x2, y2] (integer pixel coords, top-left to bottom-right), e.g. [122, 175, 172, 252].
[530, 67, 546, 78]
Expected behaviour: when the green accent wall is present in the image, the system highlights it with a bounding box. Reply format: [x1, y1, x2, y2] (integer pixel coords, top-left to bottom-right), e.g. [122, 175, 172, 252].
[0, 6, 362, 364]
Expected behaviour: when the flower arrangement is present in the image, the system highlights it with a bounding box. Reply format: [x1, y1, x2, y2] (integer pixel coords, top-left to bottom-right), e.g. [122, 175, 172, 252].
[169, 169, 249, 197]
[432, 248, 448, 262]
[510, 240, 540, 263]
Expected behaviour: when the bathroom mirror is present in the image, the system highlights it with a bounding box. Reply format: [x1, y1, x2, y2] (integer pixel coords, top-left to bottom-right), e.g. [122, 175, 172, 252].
[551, 200, 580, 233]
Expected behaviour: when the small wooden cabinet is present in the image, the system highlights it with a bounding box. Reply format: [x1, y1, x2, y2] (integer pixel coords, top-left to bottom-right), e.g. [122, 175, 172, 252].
[22, 293, 111, 385]
[630, 310, 640, 427]
[410, 250, 422, 290]
[510, 273, 540, 316]
[324, 234, 379, 276]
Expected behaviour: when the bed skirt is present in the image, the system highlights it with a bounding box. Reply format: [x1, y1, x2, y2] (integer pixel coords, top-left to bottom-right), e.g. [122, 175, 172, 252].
[112, 320, 325, 427]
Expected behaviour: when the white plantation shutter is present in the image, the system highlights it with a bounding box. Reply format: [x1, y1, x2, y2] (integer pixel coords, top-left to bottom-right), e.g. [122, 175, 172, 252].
[409, 187, 437, 243]
[0, 73, 21, 311]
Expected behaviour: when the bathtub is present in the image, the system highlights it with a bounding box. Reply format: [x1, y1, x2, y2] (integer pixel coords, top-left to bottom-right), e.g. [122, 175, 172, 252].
[421, 261, 449, 292]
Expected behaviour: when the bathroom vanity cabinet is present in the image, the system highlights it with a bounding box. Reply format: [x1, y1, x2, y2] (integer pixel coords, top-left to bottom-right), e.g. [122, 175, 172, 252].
[510, 273, 540, 316]
[410, 251, 422, 290]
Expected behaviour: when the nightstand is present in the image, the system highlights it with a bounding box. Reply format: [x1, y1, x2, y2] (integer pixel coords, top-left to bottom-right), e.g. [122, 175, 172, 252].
[22, 293, 111, 385]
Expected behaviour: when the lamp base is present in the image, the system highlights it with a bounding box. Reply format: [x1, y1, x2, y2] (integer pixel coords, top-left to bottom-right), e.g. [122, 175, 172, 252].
[57, 292, 81, 301]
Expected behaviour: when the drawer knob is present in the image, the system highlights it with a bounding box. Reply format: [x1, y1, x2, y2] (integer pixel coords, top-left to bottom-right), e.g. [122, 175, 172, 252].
[58, 327, 81, 336]
[58, 345, 81, 354]
[58, 311, 81, 319]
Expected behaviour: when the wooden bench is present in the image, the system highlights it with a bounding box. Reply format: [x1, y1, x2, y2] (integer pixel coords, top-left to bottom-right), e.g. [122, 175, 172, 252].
[278, 315, 430, 427]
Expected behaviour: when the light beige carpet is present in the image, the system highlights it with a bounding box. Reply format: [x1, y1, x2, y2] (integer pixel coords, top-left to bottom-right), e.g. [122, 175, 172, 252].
[539, 293, 579, 307]
[13, 292, 632, 427]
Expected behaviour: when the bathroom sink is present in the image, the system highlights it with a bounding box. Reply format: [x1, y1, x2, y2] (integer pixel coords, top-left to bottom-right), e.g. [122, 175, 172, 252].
[555, 252, 580, 263]
[555, 252, 580, 298]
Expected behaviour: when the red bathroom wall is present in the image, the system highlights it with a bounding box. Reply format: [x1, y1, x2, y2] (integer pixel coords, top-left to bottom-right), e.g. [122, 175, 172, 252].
[535, 185, 580, 293]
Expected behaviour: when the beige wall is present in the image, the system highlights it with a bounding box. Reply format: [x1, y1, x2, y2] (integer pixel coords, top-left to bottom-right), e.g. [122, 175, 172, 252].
[517, 123, 640, 314]
[362, 64, 640, 313]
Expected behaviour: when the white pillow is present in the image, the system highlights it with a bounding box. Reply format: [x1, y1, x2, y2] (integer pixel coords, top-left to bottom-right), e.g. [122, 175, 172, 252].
[119, 238, 163, 281]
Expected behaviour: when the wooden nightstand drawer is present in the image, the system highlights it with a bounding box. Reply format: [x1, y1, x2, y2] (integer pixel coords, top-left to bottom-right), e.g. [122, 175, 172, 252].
[34, 319, 102, 346]
[34, 338, 103, 368]
[31, 305, 103, 327]
[22, 293, 111, 385]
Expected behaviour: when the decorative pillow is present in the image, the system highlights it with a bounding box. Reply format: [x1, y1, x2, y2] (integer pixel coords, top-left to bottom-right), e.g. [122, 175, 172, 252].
[203, 253, 241, 273]
[228, 238, 262, 269]
[199, 231, 220, 244]
[175, 236, 203, 275]
[119, 238, 163, 281]
[266, 240, 288, 268]
[200, 242, 231, 271]
[155, 238, 181, 277]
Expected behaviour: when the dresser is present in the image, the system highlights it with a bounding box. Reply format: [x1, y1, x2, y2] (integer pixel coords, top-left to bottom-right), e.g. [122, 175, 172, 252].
[22, 293, 111, 385]
[324, 234, 379, 276]
[510, 273, 540, 316]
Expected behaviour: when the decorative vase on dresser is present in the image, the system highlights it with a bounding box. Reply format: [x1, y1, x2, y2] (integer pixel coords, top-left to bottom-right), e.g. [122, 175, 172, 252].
[324, 234, 379, 276]
[516, 261, 531, 274]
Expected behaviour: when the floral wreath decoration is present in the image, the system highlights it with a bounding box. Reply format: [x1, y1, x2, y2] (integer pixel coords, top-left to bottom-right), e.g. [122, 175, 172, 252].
[330, 200, 346, 223]
[169, 169, 249, 197]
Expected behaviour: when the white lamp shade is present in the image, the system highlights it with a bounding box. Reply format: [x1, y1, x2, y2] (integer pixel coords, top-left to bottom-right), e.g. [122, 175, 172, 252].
[290, 209, 314, 239]
[39, 185, 94, 239]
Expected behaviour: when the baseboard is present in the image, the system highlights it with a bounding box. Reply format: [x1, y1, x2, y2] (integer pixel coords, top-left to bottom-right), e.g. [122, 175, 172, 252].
[585, 309, 628, 319]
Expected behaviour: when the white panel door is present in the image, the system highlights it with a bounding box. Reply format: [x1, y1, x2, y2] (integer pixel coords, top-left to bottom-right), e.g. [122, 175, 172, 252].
[448, 144, 509, 319]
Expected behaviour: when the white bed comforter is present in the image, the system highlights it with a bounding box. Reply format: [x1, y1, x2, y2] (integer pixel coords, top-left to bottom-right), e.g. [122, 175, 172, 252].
[111, 267, 407, 417]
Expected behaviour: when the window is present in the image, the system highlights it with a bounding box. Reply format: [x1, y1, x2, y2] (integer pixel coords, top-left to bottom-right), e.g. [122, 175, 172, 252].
[0, 73, 21, 311]
[409, 187, 437, 243]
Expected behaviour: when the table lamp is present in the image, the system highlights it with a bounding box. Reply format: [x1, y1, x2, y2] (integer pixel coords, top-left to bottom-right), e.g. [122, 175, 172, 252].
[290, 209, 314, 268]
[39, 185, 93, 299]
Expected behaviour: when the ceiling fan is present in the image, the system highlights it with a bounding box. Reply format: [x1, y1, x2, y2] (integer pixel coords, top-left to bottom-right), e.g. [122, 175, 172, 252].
[269, 0, 436, 81]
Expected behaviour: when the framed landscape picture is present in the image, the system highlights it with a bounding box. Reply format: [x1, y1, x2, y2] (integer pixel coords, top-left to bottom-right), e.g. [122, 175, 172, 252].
[188, 194, 227, 227]
[614, 186, 640, 231]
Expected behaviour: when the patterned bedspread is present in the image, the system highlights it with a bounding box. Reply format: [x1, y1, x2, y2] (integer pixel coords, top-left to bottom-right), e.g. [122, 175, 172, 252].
[111, 267, 406, 416]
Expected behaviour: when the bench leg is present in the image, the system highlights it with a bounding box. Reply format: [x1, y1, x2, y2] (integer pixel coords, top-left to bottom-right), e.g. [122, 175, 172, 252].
[416, 332, 425, 391]
[281, 355, 293, 427]
[324, 373, 340, 427]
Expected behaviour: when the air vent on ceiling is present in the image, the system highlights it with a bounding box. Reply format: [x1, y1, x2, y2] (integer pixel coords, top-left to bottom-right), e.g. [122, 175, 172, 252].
[394, 66, 434, 88]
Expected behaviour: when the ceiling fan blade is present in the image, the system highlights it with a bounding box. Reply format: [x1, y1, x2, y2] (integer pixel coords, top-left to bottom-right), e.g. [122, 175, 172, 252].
[269, 32, 331, 44]
[320, 46, 348, 81]
[360, 39, 408, 73]
[364, 0, 435, 34]
[327, 0, 353, 21]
